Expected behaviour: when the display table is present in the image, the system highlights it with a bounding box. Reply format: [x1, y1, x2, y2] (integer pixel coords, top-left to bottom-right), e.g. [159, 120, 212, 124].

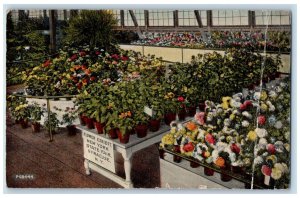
[78, 119, 191, 188]
[160, 152, 245, 189]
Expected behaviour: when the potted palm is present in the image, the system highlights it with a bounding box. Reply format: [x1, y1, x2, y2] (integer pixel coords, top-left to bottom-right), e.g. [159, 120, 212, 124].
[61, 107, 77, 136]
[28, 102, 44, 133]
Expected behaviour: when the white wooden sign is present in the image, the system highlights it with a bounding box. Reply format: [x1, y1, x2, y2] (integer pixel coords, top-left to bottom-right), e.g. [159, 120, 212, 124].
[82, 131, 115, 173]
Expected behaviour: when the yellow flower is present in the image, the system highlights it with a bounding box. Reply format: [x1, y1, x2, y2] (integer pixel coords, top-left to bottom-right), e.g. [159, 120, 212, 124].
[222, 96, 232, 109]
[271, 167, 282, 180]
[229, 114, 235, 120]
[266, 155, 277, 164]
[247, 130, 257, 141]
[260, 103, 268, 112]
[260, 91, 268, 101]
[161, 134, 174, 145]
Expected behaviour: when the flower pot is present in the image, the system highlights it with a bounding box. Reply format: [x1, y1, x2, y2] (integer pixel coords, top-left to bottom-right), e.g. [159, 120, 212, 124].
[244, 172, 252, 189]
[84, 117, 94, 129]
[231, 164, 243, 174]
[79, 114, 86, 126]
[67, 125, 77, 136]
[204, 167, 215, 176]
[164, 112, 176, 125]
[116, 129, 130, 144]
[159, 149, 165, 159]
[190, 161, 200, 168]
[186, 106, 197, 117]
[275, 72, 281, 78]
[247, 84, 255, 90]
[178, 109, 186, 121]
[198, 103, 206, 111]
[135, 124, 148, 138]
[20, 119, 29, 129]
[108, 128, 118, 139]
[129, 128, 135, 135]
[149, 119, 161, 132]
[173, 145, 182, 163]
[220, 165, 232, 182]
[94, 121, 105, 134]
[31, 122, 41, 133]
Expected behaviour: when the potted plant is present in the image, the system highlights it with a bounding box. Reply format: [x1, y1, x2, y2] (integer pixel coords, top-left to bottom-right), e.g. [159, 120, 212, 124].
[104, 111, 119, 139]
[61, 107, 77, 136]
[133, 110, 149, 138]
[13, 102, 30, 129]
[115, 111, 133, 144]
[28, 102, 44, 133]
[44, 111, 60, 133]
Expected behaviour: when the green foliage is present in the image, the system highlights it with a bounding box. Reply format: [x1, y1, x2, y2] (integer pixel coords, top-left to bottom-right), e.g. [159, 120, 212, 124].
[28, 102, 45, 123]
[64, 10, 117, 50]
[44, 111, 60, 132]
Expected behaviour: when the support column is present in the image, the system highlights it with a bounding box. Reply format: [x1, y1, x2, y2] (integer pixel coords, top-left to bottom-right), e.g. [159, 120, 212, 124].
[122, 152, 133, 187]
[49, 10, 56, 54]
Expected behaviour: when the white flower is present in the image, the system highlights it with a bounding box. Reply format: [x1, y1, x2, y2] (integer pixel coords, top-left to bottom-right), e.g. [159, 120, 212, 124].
[197, 128, 205, 140]
[255, 128, 268, 138]
[284, 143, 290, 152]
[259, 138, 268, 145]
[269, 105, 275, 112]
[212, 150, 219, 161]
[253, 92, 261, 100]
[223, 118, 231, 126]
[232, 109, 240, 115]
[230, 100, 241, 108]
[274, 121, 283, 129]
[269, 90, 278, 99]
[275, 86, 283, 93]
[206, 156, 213, 164]
[229, 152, 236, 162]
[242, 120, 249, 127]
[242, 111, 252, 119]
[274, 141, 284, 153]
[216, 142, 228, 152]
[254, 156, 263, 165]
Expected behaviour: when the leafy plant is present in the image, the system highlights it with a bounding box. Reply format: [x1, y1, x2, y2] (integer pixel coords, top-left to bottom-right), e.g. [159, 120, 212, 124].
[28, 102, 44, 123]
[61, 107, 77, 126]
[44, 111, 60, 132]
[64, 10, 118, 50]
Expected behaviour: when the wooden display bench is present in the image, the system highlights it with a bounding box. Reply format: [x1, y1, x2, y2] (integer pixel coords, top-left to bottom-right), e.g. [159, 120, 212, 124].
[160, 152, 246, 189]
[78, 119, 192, 188]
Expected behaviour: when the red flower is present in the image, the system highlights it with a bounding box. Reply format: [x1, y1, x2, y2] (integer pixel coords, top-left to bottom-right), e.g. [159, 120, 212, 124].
[81, 65, 87, 70]
[121, 56, 129, 61]
[244, 100, 253, 107]
[261, 165, 272, 176]
[205, 133, 215, 145]
[95, 51, 101, 55]
[258, 115, 266, 125]
[79, 51, 86, 57]
[183, 142, 194, 152]
[240, 104, 247, 111]
[230, 143, 240, 154]
[43, 60, 51, 67]
[84, 69, 91, 75]
[90, 76, 96, 81]
[267, 144, 276, 154]
[177, 96, 185, 102]
[70, 54, 77, 61]
[111, 54, 119, 60]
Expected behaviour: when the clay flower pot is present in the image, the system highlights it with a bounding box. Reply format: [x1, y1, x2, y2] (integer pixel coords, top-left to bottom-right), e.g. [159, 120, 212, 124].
[204, 167, 215, 176]
[173, 145, 182, 163]
[31, 122, 41, 133]
[164, 112, 176, 125]
[186, 106, 197, 117]
[78, 114, 86, 126]
[116, 129, 130, 144]
[220, 164, 232, 182]
[198, 102, 206, 111]
[67, 125, 77, 136]
[135, 124, 148, 138]
[20, 119, 29, 129]
[178, 109, 186, 121]
[94, 121, 105, 134]
[190, 161, 200, 168]
[149, 119, 161, 132]
[108, 128, 118, 139]
[84, 117, 94, 129]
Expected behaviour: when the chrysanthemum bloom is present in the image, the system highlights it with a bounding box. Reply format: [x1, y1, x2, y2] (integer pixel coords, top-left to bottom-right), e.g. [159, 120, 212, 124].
[247, 130, 257, 141]
[260, 91, 268, 101]
[271, 167, 282, 180]
[261, 165, 272, 176]
[255, 128, 268, 138]
[215, 157, 225, 168]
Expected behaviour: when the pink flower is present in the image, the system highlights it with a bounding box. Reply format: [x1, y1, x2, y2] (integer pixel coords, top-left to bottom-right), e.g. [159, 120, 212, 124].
[194, 112, 206, 125]
[258, 115, 266, 125]
[95, 51, 101, 55]
[177, 96, 185, 102]
[70, 54, 77, 61]
[121, 56, 128, 61]
[267, 144, 276, 154]
[79, 51, 86, 57]
[205, 133, 215, 145]
[111, 54, 119, 60]
[261, 165, 272, 176]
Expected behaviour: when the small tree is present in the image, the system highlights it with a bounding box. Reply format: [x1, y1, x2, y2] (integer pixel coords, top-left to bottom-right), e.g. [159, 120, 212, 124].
[64, 10, 117, 50]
